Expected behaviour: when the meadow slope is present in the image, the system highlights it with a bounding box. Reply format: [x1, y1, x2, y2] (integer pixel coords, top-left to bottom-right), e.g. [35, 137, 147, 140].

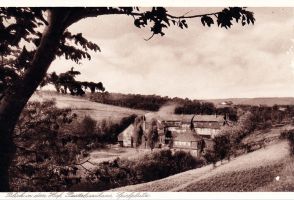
[111, 141, 292, 192]
[30, 91, 148, 122]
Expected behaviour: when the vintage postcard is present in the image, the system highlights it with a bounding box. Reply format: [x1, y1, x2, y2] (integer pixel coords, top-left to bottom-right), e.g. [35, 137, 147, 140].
[0, 0, 294, 199]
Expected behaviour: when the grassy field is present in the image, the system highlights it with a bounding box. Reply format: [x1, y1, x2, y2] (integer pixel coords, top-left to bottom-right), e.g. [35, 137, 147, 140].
[111, 140, 291, 192]
[177, 163, 284, 192]
[255, 156, 294, 191]
[30, 91, 148, 123]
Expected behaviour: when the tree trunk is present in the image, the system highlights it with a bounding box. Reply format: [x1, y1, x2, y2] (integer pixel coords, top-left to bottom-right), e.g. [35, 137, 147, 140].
[0, 9, 67, 191]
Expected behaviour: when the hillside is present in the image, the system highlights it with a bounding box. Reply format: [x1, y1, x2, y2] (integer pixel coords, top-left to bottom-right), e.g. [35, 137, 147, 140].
[29, 91, 148, 122]
[94, 92, 294, 107]
[111, 140, 293, 192]
[205, 97, 294, 106]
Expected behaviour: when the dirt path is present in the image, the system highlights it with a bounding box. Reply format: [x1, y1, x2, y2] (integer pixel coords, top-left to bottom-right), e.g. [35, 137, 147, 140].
[111, 141, 289, 192]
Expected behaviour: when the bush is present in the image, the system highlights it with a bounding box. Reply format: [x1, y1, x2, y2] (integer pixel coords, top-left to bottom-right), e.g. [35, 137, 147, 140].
[79, 115, 97, 135]
[135, 150, 174, 181]
[203, 150, 218, 166]
[172, 151, 203, 172]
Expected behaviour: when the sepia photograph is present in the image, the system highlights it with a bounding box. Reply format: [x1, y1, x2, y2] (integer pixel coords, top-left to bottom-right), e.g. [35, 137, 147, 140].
[1, 2, 294, 196]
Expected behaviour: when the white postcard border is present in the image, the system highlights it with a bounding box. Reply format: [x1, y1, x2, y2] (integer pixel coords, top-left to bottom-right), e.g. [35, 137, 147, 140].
[0, 0, 293, 199]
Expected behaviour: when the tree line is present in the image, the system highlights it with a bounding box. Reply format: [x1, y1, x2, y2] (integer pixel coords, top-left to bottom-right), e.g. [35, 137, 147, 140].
[90, 92, 170, 111]
[90, 92, 238, 121]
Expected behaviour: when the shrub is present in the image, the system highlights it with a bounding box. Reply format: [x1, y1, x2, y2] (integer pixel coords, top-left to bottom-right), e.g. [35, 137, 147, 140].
[135, 150, 174, 181]
[203, 150, 218, 166]
[79, 115, 97, 135]
[172, 151, 202, 172]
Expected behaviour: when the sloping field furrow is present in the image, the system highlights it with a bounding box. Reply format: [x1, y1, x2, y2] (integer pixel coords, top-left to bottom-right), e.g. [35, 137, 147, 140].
[177, 163, 284, 192]
[111, 141, 289, 192]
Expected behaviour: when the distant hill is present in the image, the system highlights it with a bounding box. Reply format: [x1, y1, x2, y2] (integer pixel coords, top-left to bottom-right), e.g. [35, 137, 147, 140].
[204, 97, 294, 106]
[92, 91, 294, 107]
[32, 91, 294, 122]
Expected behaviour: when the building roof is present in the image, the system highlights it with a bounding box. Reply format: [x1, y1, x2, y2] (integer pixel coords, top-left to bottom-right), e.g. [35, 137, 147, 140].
[174, 130, 202, 142]
[117, 124, 134, 141]
[194, 122, 222, 129]
[145, 113, 224, 124]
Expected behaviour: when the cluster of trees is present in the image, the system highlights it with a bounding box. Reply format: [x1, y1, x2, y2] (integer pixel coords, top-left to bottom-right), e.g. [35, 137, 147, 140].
[205, 104, 294, 166]
[174, 100, 238, 121]
[10, 100, 138, 191]
[0, 7, 255, 191]
[78, 149, 204, 191]
[237, 104, 294, 129]
[90, 92, 170, 111]
[131, 117, 161, 151]
[204, 111, 256, 166]
[41, 68, 105, 96]
[174, 101, 215, 114]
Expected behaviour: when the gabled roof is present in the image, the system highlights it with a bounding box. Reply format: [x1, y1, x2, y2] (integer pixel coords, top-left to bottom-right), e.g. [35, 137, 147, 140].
[117, 124, 134, 141]
[174, 130, 202, 142]
[145, 113, 224, 124]
[194, 122, 222, 129]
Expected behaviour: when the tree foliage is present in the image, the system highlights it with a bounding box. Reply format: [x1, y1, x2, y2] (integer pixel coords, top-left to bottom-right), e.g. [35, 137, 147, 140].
[11, 100, 81, 191]
[213, 134, 231, 162]
[41, 68, 105, 96]
[133, 116, 144, 147]
[0, 8, 101, 98]
[147, 119, 159, 150]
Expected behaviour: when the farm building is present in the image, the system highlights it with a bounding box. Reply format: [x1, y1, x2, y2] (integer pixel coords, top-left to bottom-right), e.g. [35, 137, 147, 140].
[172, 129, 206, 157]
[117, 124, 135, 147]
[117, 113, 226, 156]
[144, 113, 226, 139]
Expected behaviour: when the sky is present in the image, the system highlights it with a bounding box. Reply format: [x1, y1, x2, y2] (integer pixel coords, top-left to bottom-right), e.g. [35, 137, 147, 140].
[48, 7, 294, 99]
